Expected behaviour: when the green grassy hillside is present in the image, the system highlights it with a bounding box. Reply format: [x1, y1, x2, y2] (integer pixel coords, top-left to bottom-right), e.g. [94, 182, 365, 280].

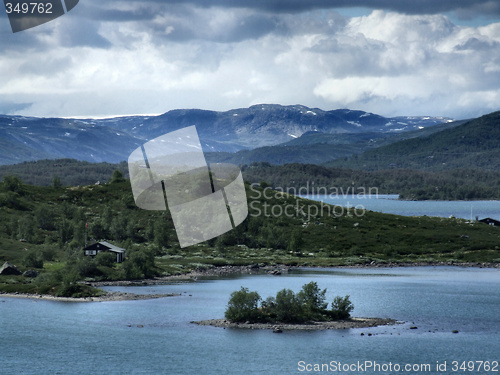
[0, 176, 499, 297]
[327, 111, 500, 171]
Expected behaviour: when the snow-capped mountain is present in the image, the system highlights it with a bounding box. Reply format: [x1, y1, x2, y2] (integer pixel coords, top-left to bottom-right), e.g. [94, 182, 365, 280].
[0, 105, 453, 165]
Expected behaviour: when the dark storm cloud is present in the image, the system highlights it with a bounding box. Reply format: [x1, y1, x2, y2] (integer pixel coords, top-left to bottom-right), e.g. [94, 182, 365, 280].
[149, 13, 282, 43]
[76, 3, 160, 22]
[58, 18, 112, 48]
[101, 0, 500, 16]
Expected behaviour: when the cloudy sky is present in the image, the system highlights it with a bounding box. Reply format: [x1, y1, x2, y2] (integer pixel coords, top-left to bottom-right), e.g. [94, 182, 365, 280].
[1, 0, 500, 119]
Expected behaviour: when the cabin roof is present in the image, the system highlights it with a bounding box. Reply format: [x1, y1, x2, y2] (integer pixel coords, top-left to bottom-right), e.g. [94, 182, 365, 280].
[84, 241, 126, 253]
[479, 217, 500, 225]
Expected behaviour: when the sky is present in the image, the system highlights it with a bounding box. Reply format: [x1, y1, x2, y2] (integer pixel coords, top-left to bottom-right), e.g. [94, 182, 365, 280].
[1, 0, 500, 119]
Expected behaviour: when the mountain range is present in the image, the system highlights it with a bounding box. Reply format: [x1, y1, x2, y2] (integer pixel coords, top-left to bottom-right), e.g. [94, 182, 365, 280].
[204, 118, 468, 166]
[327, 111, 500, 171]
[0, 104, 453, 165]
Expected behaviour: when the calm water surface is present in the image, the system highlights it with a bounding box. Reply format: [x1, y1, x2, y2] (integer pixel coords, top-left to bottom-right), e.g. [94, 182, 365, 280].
[1, 267, 499, 375]
[300, 194, 500, 221]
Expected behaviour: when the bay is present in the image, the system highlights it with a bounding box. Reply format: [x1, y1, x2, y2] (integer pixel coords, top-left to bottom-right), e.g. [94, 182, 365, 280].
[300, 194, 500, 221]
[1, 267, 499, 375]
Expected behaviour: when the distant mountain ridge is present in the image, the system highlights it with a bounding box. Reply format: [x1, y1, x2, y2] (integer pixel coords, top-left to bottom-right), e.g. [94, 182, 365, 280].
[113, 105, 453, 149]
[205, 119, 467, 166]
[326, 111, 500, 171]
[0, 105, 453, 165]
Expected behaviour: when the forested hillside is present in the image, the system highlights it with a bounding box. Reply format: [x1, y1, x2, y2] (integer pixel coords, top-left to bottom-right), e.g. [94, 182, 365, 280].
[3, 159, 500, 200]
[0, 159, 129, 187]
[242, 163, 500, 200]
[327, 111, 500, 171]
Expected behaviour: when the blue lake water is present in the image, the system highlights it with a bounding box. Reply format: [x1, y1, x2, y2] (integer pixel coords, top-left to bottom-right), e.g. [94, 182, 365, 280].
[300, 194, 500, 221]
[1, 267, 499, 375]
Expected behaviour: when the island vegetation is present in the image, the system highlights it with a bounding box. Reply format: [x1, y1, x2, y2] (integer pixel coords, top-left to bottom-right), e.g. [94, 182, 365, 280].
[193, 281, 396, 330]
[225, 282, 353, 324]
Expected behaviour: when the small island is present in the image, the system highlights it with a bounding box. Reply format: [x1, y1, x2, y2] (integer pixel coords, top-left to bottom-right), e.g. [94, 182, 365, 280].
[193, 282, 397, 331]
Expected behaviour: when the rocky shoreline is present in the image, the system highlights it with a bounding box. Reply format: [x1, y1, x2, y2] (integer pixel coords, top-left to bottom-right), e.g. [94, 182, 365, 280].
[193, 317, 398, 331]
[89, 264, 292, 287]
[340, 261, 499, 269]
[2, 262, 497, 302]
[89, 261, 498, 288]
[0, 291, 180, 302]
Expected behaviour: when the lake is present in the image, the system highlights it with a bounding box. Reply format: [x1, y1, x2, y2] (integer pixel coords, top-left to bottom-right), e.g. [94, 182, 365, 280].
[300, 194, 500, 221]
[1, 267, 499, 375]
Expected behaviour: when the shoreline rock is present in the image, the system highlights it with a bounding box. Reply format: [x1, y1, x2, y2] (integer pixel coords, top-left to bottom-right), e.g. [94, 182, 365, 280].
[336, 261, 499, 269]
[192, 317, 398, 330]
[2, 262, 497, 302]
[89, 261, 498, 288]
[89, 264, 292, 287]
[0, 291, 180, 303]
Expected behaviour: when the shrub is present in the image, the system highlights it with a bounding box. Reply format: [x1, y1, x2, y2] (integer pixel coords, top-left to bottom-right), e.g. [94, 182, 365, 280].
[3, 175, 23, 193]
[225, 283, 355, 324]
[274, 288, 304, 323]
[52, 176, 62, 188]
[154, 219, 169, 252]
[75, 256, 101, 278]
[225, 287, 261, 322]
[34, 205, 55, 230]
[121, 260, 143, 280]
[109, 215, 127, 240]
[287, 229, 304, 252]
[0, 191, 23, 209]
[298, 281, 328, 320]
[90, 220, 106, 241]
[57, 219, 74, 244]
[18, 215, 35, 242]
[41, 244, 58, 262]
[109, 170, 126, 184]
[23, 248, 44, 269]
[123, 247, 157, 279]
[95, 251, 116, 267]
[330, 295, 354, 320]
[56, 271, 82, 297]
[260, 296, 277, 320]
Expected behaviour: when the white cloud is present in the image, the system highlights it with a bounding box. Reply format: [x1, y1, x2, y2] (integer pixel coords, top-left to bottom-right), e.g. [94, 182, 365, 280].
[0, 7, 499, 119]
[309, 11, 500, 117]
